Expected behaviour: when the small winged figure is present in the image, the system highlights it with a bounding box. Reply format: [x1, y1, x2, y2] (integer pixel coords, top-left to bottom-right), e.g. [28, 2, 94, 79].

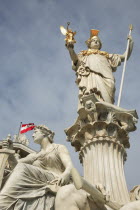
[60, 23, 76, 46]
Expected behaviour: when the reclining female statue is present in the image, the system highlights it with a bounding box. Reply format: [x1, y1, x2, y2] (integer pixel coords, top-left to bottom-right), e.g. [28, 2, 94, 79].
[0, 125, 91, 210]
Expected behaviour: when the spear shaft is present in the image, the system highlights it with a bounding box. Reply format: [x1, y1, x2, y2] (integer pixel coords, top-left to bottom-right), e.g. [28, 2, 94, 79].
[117, 25, 133, 107]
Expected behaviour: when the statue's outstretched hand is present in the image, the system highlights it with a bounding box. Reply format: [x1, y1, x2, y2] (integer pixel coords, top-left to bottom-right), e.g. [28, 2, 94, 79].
[96, 183, 110, 203]
[57, 172, 71, 186]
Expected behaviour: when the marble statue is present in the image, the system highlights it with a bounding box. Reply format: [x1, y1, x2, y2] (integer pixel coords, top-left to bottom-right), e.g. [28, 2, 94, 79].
[65, 29, 133, 110]
[0, 125, 92, 210]
[62, 26, 140, 209]
[0, 125, 73, 209]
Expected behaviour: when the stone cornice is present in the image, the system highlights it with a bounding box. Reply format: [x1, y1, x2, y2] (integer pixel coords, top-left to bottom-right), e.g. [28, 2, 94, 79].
[0, 141, 35, 155]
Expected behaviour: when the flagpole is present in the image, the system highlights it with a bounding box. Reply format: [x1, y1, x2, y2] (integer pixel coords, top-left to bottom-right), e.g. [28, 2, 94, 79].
[17, 122, 22, 142]
[117, 24, 133, 107]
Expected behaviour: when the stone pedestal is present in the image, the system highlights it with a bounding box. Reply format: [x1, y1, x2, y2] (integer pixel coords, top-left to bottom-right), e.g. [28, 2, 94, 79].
[65, 95, 138, 206]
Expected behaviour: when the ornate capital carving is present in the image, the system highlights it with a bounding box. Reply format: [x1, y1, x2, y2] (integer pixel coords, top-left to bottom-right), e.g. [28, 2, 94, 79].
[65, 95, 138, 152]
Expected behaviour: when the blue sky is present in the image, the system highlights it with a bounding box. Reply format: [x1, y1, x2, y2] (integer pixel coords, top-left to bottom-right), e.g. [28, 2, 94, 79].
[0, 0, 140, 190]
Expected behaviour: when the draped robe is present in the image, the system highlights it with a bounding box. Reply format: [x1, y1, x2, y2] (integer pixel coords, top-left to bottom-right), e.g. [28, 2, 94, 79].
[0, 144, 67, 210]
[72, 51, 121, 108]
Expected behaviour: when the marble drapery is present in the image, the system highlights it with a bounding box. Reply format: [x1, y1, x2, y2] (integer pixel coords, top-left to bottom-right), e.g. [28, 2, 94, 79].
[72, 52, 121, 106]
[0, 144, 68, 210]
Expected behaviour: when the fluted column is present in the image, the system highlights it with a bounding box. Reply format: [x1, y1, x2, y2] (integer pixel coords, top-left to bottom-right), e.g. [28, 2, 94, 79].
[65, 99, 138, 207]
[80, 138, 129, 204]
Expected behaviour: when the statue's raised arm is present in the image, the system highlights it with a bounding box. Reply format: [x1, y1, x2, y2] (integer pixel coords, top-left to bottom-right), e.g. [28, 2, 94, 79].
[66, 42, 78, 67]
[60, 23, 78, 65]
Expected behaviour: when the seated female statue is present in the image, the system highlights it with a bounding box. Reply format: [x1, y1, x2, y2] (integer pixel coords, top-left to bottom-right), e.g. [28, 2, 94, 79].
[0, 125, 72, 209]
[0, 125, 91, 210]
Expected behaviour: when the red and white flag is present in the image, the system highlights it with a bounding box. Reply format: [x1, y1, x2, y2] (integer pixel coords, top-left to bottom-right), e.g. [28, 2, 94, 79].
[20, 123, 35, 134]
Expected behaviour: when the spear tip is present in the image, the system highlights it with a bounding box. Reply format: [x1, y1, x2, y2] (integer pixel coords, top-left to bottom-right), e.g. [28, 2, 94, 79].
[129, 24, 133, 31]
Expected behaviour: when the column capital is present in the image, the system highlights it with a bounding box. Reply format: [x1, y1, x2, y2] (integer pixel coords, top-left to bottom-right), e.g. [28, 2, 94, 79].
[65, 95, 138, 152]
